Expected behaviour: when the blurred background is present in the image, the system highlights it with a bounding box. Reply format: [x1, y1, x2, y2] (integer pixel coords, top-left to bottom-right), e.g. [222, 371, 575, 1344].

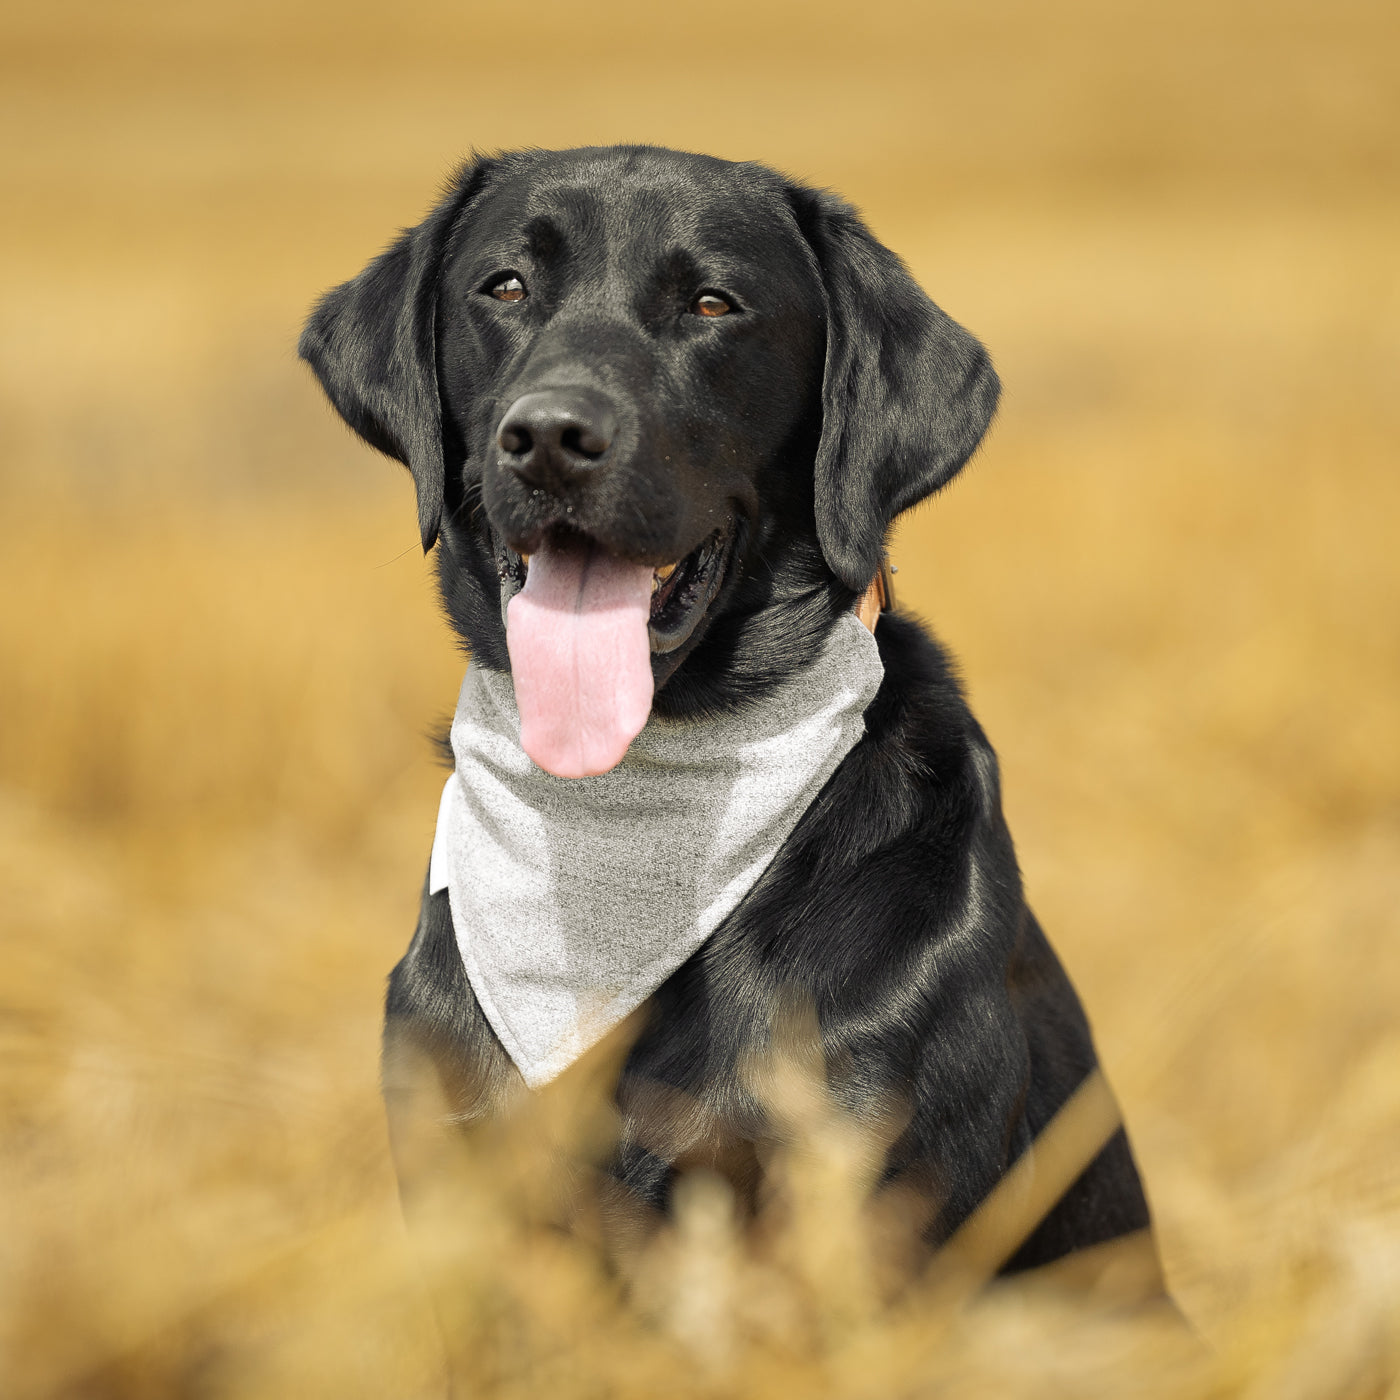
[2, 1, 1397, 1394]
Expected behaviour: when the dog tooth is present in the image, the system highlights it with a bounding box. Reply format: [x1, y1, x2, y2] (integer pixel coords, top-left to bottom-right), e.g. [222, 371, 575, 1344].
[654, 563, 677, 581]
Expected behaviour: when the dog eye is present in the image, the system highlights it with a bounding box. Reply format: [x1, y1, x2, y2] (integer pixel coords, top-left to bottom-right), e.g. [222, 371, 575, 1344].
[486, 274, 527, 302]
[691, 292, 732, 317]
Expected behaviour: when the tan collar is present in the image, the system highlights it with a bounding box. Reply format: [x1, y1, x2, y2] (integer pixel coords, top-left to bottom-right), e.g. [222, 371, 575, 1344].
[856, 561, 894, 634]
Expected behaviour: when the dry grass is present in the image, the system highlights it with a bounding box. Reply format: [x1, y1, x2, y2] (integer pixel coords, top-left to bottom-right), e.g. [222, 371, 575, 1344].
[2, 1, 1399, 1394]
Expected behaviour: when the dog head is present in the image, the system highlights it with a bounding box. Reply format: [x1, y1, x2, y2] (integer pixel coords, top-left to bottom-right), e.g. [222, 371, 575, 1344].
[300, 146, 999, 776]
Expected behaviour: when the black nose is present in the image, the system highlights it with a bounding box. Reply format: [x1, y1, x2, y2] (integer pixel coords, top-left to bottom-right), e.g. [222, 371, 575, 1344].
[496, 389, 618, 489]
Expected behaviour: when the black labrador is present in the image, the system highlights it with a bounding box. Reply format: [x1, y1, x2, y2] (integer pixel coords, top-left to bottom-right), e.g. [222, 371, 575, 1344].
[300, 144, 1157, 1285]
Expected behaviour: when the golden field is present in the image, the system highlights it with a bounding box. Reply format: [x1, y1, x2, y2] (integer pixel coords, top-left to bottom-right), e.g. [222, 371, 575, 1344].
[1, 1, 1398, 1394]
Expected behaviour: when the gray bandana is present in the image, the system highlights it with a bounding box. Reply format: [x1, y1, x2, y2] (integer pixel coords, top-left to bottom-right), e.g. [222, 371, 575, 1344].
[429, 612, 885, 1087]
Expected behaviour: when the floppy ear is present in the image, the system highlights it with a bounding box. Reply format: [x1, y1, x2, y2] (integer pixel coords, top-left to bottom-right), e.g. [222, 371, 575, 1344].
[789, 185, 1001, 592]
[298, 159, 492, 551]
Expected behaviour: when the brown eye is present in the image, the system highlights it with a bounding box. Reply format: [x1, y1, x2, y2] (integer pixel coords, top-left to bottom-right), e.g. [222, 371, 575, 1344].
[489, 275, 526, 302]
[692, 292, 732, 317]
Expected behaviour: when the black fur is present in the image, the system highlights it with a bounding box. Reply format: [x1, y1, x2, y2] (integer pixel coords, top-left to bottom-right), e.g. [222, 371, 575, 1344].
[300, 145, 1154, 1277]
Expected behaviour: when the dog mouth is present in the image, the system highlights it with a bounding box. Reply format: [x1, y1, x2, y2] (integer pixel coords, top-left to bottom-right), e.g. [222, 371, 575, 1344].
[499, 523, 734, 655]
[496, 522, 734, 778]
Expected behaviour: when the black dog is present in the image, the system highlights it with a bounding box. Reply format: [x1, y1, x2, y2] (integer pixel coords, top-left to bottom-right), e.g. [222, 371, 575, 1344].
[300, 145, 1157, 1283]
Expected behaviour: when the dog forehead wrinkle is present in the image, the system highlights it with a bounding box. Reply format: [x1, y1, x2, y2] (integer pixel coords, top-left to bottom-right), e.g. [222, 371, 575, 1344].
[550, 171, 744, 262]
[589, 187, 706, 300]
[523, 213, 566, 261]
[451, 178, 598, 280]
[516, 187, 680, 308]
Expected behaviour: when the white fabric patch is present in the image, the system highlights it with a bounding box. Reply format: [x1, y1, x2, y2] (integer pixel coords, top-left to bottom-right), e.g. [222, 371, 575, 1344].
[429, 611, 885, 1088]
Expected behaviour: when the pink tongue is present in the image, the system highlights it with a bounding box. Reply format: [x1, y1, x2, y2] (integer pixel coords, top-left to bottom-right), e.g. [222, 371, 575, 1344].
[505, 538, 656, 778]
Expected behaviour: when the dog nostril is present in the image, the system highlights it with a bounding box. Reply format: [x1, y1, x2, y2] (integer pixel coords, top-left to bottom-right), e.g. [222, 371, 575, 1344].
[560, 424, 609, 460]
[498, 424, 532, 456]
